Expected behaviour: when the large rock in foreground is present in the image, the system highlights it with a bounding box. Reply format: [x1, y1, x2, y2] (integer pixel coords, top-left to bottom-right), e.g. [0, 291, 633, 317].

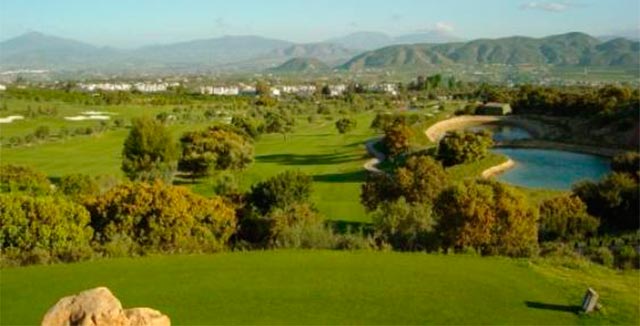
[41, 287, 170, 326]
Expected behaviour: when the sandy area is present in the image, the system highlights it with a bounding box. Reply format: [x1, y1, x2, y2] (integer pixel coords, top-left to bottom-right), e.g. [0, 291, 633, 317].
[64, 115, 110, 121]
[0, 115, 24, 123]
[424, 115, 551, 142]
[481, 159, 515, 179]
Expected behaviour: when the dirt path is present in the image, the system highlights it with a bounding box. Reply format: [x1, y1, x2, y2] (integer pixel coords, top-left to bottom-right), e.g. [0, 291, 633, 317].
[481, 159, 515, 179]
[424, 115, 552, 142]
[364, 138, 385, 173]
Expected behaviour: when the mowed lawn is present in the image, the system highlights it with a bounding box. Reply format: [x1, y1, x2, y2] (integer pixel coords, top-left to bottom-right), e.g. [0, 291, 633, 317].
[1, 251, 638, 325]
[0, 112, 377, 222]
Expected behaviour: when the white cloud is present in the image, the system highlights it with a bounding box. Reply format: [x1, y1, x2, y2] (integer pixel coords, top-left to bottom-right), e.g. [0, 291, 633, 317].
[521, 2, 571, 12]
[434, 22, 455, 33]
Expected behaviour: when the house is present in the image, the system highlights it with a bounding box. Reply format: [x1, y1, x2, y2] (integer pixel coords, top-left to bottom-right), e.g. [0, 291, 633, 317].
[477, 102, 512, 115]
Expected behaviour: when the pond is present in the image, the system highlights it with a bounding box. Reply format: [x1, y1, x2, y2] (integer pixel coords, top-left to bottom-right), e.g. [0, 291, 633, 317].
[467, 123, 533, 142]
[492, 148, 611, 190]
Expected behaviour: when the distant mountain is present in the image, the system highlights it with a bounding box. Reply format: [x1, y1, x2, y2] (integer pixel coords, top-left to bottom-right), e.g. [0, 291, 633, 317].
[328, 31, 463, 50]
[340, 32, 639, 70]
[268, 57, 330, 73]
[0, 32, 120, 68]
[130, 35, 293, 66]
[268, 43, 357, 64]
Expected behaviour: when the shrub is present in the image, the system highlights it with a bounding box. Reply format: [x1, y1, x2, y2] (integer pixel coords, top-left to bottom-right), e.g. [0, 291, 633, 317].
[611, 151, 639, 179]
[0, 194, 94, 265]
[587, 246, 615, 268]
[0, 165, 51, 195]
[436, 130, 493, 167]
[434, 179, 538, 257]
[58, 174, 100, 200]
[538, 195, 599, 241]
[85, 181, 236, 253]
[371, 197, 437, 251]
[615, 245, 640, 269]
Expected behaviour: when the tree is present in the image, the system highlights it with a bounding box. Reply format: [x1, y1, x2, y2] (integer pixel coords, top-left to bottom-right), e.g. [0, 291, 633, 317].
[264, 111, 294, 140]
[382, 122, 413, 158]
[0, 165, 51, 195]
[434, 179, 538, 257]
[538, 195, 599, 241]
[178, 127, 254, 181]
[121, 116, 180, 182]
[232, 115, 263, 140]
[85, 181, 236, 253]
[335, 117, 357, 134]
[436, 130, 493, 167]
[247, 170, 313, 215]
[361, 155, 447, 211]
[372, 197, 436, 251]
[573, 172, 639, 231]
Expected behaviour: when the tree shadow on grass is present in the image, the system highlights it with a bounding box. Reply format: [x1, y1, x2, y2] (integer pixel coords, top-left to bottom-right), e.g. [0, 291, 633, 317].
[326, 220, 374, 235]
[312, 170, 366, 183]
[524, 301, 581, 314]
[256, 153, 358, 166]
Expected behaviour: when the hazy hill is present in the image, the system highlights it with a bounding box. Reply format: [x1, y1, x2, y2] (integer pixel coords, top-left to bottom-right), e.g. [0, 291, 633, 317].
[268, 57, 330, 73]
[340, 32, 640, 70]
[328, 30, 463, 50]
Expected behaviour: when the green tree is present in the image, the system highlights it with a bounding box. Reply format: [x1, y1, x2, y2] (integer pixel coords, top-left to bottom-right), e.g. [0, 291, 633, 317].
[58, 174, 100, 201]
[232, 115, 263, 139]
[121, 116, 180, 182]
[361, 155, 447, 211]
[573, 172, 639, 231]
[434, 179, 538, 257]
[178, 127, 254, 181]
[264, 111, 294, 140]
[247, 170, 313, 215]
[538, 195, 599, 241]
[372, 197, 436, 251]
[436, 130, 493, 167]
[335, 117, 357, 134]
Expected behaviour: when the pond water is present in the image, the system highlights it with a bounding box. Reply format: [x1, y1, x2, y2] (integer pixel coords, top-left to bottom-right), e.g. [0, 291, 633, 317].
[492, 148, 611, 190]
[467, 123, 533, 142]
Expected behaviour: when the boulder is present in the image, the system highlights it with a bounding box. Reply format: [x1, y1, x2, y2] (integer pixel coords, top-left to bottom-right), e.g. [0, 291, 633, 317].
[41, 287, 170, 326]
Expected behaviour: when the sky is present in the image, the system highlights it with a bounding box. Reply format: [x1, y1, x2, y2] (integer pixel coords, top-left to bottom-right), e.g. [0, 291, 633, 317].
[0, 0, 638, 47]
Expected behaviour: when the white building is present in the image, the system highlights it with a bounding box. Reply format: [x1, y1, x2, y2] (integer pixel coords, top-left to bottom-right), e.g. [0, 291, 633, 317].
[329, 84, 347, 97]
[213, 86, 239, 96]
[0, 84, 6, 91]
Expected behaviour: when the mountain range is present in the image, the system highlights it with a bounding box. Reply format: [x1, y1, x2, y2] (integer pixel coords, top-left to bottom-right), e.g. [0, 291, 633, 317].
[0, 31, 637, 74]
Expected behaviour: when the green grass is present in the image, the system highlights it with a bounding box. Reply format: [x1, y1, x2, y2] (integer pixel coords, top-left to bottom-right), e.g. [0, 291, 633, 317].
[1, 109, 377, 222]
[1, 251, 637, 325]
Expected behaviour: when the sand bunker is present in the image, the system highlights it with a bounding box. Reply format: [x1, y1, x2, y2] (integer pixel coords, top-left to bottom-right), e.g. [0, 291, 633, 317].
[65, 115, 110, 121]
[0, 115, 25, 123]
[81, 111, 115, 116]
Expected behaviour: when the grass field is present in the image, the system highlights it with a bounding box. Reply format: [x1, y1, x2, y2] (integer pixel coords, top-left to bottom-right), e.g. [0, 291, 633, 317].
[1, 251, 638, 325]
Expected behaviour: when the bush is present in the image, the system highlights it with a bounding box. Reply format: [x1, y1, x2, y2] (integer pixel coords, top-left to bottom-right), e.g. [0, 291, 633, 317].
[434, 179, 538, 257]
[85, 181, 236, 253]
[0, 194, 94, 265]
[587, 246, 615, 268]
[58, 174, 100, 200]
[0, 165, 51, 195]
[611, 151, 639, 179]
[573, 172, 639, 231]
[371, 197, 437, 251]
[538, 195, 599, 241]
[436, 130, 493, 167]
[615, 245, 640, 269]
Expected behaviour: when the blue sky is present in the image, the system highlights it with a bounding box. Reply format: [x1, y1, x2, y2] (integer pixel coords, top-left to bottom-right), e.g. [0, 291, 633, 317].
[1, 0, 638, 47]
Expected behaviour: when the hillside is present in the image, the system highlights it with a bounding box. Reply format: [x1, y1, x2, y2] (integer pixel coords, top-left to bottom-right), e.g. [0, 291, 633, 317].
[340, 32, 640, 70]
[268, 57, 331, 73]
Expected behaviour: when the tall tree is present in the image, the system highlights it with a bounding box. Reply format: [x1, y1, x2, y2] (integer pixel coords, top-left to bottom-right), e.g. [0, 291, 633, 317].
[121, 116, 179, 182]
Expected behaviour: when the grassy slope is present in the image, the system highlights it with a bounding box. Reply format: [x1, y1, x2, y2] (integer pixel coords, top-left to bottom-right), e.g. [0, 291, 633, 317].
[1, 251, 637, 325]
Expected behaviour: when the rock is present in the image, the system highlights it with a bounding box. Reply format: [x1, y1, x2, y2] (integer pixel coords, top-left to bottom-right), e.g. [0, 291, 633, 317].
[41, 287, 170, 326]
